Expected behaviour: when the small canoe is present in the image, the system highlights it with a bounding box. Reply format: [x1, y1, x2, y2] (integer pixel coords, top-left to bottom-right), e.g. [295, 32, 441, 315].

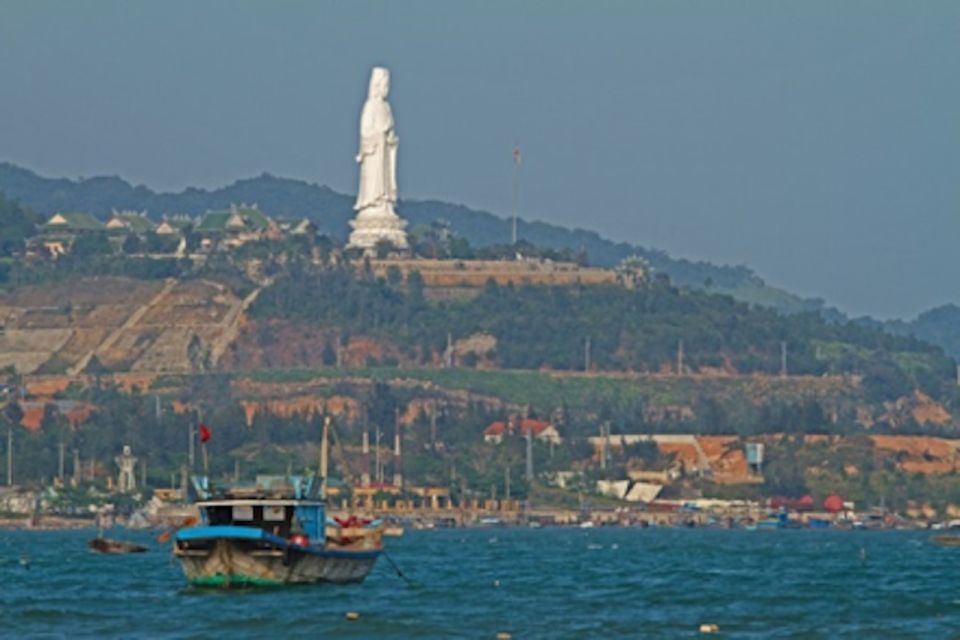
[930, 535, 960, 547]
[88, 537, 148, 554]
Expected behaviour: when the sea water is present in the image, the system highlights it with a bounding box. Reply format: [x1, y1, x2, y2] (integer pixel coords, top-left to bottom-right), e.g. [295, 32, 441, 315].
[0, 527, 956, 638]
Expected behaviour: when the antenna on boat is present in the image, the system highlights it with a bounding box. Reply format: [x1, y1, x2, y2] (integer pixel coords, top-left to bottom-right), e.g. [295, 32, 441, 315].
[320, 415, 331, 498]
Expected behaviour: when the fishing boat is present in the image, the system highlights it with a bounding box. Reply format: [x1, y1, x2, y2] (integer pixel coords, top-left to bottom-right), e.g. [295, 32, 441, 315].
[173, 416, 385, 588]
[173, 475, 383, 587]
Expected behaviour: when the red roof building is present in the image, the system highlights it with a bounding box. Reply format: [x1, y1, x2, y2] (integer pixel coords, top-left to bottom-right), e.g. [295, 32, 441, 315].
[484, 418, 561, 444]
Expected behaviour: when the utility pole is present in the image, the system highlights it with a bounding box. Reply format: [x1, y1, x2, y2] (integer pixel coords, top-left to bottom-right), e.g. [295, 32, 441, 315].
[430, 402, 437, 450]
[375, 427, 382, 485]
[180, 465, 188, 501]
[361, 407, 371, 486]
[505, 465, 511, 501]
[187, 424, 195, 469]
[393, 408, 403, 490]
[361, 429, 371, 486]
[584, 336, 591, 372]
[677, 340, 684, 376]
[599, 422, 609, 471]
[73, 448, 80, 485]
[320, 416, 330, 497]
[780, 341, 788, 378]
[58, 442, 65, 481]
[6, 427, 12, 486]
[141, 457, 148, 489]
[525, 428, 533, 482]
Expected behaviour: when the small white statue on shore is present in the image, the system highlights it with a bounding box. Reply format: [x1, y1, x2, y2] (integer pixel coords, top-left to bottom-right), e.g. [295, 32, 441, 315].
[347, 66, 409, 252]
[115, 445, 137, 493]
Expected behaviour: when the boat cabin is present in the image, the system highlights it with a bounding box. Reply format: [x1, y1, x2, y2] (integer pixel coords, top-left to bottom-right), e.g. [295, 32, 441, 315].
[197, 499, 325, 541]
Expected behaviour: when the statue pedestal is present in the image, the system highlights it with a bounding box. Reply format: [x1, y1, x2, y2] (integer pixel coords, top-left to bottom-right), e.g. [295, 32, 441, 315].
[347, 204, 409, 251]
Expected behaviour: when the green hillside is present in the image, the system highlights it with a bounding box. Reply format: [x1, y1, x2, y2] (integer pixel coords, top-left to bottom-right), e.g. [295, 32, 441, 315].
[248, 266, 955, 406]
[883, 305, 960, 360]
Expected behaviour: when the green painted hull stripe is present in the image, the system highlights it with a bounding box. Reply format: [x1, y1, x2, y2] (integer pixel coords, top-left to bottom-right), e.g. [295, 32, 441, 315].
[189, 574, 285, 587]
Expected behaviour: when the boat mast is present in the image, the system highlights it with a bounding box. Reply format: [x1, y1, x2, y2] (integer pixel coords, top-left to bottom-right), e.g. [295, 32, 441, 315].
[320, 415, 330, 498]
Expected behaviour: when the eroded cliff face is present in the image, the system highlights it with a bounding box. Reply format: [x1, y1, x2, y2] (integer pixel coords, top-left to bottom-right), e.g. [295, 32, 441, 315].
[879, 390, 953, 428]
[0, 277, 244, 375]
[220, 319, 413, 370]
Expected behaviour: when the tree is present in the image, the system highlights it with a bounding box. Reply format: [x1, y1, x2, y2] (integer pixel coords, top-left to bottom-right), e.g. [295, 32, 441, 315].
[4, 400, 23, 426]
[71, 232, 113, 258]
[188, 334, 211, 373]
[375, 240, 396, 259]
[121, 234, 142, 254]
[85, 355, 111, 387]
[144, 232, 177, 254]
[321, 339, 338, 366]
[182, 224, 201, 253]
[0, 193, 41, 257]
[386, 265, 403, 286]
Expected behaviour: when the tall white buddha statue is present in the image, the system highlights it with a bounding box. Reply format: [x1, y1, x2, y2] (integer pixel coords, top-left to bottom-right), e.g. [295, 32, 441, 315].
[347, 66, 409, 252]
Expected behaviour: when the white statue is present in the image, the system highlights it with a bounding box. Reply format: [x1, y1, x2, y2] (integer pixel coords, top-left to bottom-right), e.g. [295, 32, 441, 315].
[115, 445, 138, 493]
[347, 67, 409, 252]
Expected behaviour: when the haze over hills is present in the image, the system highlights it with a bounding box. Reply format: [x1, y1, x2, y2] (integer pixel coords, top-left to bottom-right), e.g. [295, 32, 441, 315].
[875, 305, 960, 361]
[0, 161, 824, 310]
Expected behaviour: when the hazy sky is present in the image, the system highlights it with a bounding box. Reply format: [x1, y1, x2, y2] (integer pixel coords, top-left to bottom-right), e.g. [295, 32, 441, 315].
[1, 1, 957, 319]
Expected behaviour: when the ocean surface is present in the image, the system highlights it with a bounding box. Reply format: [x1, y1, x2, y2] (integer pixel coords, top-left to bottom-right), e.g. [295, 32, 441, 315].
[0, 527, 957, 638]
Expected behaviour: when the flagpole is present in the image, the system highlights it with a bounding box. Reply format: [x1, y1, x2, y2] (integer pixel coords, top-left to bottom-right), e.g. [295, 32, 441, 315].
[197, 422, 211, 480]
[511, 144, 520, 245]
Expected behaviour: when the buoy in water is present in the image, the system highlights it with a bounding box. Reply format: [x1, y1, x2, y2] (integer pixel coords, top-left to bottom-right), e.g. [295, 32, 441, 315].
[345, 612, 360, 621]
[699, 623, 720, 633]
[496, 633, 512, 640]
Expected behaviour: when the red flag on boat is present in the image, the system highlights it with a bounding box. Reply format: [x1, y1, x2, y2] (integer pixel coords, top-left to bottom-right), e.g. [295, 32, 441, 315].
[199, 423, 211, 443]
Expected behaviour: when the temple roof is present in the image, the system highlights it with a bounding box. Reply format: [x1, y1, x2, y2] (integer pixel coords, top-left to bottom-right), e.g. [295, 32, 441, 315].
[198, 204, 271, 232]
[45, 212, 103, 231]
[106, 211, 155, 233]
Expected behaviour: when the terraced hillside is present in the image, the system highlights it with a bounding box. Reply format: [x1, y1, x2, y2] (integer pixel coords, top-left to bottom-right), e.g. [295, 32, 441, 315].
[0, 277, 254, 374]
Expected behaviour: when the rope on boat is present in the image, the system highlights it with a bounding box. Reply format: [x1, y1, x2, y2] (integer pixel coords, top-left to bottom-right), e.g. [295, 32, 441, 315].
[382, 550, 418, 588]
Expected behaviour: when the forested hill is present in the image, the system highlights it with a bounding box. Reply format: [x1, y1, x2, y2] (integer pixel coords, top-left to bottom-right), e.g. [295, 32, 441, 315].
[880, 305, 960, 361]
[0, 161, 821, 312]
[245, 267, 957, 407]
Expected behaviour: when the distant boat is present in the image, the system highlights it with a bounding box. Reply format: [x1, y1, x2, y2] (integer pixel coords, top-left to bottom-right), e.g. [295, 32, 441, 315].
[755, 518, 782, 530]
[88, 537, 148, 554]
[931, 535, 960, 547]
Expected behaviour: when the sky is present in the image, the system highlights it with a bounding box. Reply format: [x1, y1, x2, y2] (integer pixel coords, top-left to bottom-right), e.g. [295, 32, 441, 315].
[0, 1, 957, 319]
